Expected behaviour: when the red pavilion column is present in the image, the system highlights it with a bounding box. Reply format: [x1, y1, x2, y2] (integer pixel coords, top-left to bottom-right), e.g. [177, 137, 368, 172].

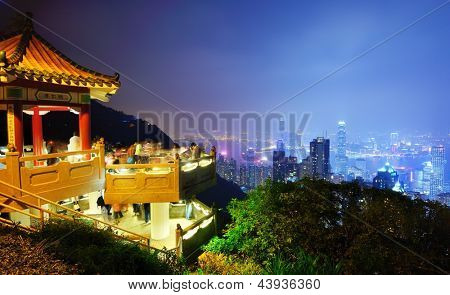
[32, 107, 43, 156]
[79, 104, 91, 150]
[6, 103, 24, 155]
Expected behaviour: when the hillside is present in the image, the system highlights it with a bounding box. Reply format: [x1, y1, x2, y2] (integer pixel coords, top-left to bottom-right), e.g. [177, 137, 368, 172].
[0, 225, 78, 275]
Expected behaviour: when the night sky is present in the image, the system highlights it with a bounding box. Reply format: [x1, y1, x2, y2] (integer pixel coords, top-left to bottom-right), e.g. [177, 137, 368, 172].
[1, 0, 449, 136]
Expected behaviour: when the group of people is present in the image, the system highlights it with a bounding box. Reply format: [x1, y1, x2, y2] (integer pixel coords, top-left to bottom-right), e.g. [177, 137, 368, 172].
[106, 141, 208, 166]
[128, 141, 206, 164]
[97, 194, 151, 224]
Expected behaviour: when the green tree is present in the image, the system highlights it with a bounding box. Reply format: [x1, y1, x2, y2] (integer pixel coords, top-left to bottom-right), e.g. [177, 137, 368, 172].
[205, 179, 449, 274]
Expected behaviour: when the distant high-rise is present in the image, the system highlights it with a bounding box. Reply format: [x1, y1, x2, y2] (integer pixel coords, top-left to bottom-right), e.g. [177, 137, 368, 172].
[431, 145, 446, 197]
[272, 149, 299, 183]
[276, 139, 285, 152]
[390, 132, 399, 146]
[310, 137, 330, 179]
[335, 121, 348, 176]
[422, 161, 433, 196]
[272, 150, 286, 182]
[337, 121, 347, 157]
[373, 162, 399, 190]
[298, 145, 307, 160]
[355, 158, 367, 180]
[390, 132, 400, 153]
[216, 154, 237, 183]
[299, 156, 312, 179]
[285, 156, 300, 182]
[239, 165, 248, 187]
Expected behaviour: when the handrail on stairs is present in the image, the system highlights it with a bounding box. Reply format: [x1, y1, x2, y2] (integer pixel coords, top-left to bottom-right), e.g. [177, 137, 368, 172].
[0, 179, 152, 249]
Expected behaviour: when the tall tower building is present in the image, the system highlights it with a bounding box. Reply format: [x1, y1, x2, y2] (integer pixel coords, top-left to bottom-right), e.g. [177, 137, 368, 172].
[431, 145, 446, 197]
[272, 150, 286, 182]
[355, 158, 367, 179]
[335, 121, 348, 176]
[276, 139, 285, 152]
[310, 137, 330, 179]
[390, 132, 400, 153]
[373, 162, 399, 190]
[422, 161, 433, 196]
[390, 132, 399, 146]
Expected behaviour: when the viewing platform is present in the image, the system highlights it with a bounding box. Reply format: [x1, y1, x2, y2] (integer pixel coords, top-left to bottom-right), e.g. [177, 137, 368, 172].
[104, 155, 216, 204]
[0, 144, 216, 210]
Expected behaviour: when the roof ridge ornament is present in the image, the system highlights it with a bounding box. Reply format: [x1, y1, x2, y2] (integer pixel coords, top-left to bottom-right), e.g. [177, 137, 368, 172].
[7, 12, 34, 66]
[24, 12, 34, 31]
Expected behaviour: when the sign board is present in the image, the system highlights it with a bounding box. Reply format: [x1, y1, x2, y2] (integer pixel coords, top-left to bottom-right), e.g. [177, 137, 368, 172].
[7, 104, 15, 145]
[0, 86, 89, 105]
[35, 90, 72, 102]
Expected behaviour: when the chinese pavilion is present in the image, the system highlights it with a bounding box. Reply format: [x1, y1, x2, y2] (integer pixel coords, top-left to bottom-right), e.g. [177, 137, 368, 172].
[0, 14, 120, 155]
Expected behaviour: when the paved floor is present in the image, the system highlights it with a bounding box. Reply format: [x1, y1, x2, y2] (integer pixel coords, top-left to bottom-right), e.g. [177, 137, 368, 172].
[87, 206, 196, 250]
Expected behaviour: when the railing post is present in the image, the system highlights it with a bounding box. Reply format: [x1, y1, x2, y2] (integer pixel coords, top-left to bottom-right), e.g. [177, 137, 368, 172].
[176, 223, 183, 257]
[96, 142, 106, 183]
[212, 203, 218, 236]
[97, 142, 105, 170]
[175, 156, 181, 196]
[5, 151, 21, 197]
[37, 198, 44, 229]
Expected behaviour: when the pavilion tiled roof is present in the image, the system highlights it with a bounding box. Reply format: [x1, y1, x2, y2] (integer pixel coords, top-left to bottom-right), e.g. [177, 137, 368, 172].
[0, 15, 120, 101]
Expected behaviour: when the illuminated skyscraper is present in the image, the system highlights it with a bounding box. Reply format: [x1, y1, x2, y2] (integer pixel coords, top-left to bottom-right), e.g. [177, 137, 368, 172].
[310, 137, 330, 179]
[216, 153, 237, 182]
[373, 162, 399, 190]
[355, 158, 367, 180]
[272, 149, 286, 182]
[390, 132, 400, 153]
[390, 132, 399, 146]
[276, 139, 285, 152]
[335, 121, 348, 176]
[422, 161, 433, 196]
[431, 145, 446, 197]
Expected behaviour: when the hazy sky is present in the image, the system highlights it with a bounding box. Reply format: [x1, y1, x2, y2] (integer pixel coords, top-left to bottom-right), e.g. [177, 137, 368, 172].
[1, 0, 449, 136]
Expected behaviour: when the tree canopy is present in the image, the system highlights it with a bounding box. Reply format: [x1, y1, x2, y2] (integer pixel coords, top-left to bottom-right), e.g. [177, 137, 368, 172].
[205, 179, 450, 274]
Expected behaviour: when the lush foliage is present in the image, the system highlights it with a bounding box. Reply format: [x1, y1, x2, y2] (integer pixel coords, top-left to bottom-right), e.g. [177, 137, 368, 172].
[198, 252, 263, 275]
[31, 219, 183, 275]
[204, 179, 450, 274]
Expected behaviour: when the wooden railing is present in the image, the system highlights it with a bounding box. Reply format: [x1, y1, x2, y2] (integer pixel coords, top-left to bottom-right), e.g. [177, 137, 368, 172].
[104, 155, 216, 204]
[174, 198, 217, 259]
[18, 145, 105, 205]
[0, 179, 151, 248]
[105, 161, 179, 204]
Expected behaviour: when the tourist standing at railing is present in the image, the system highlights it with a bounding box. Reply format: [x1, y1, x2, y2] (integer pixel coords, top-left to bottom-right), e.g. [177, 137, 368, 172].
[142, 140, 155, 163]
[192, 142, 201, 160]
[113, 203, 123, 222]
[143, 203, 150, 224]
[179, 143, 194, 160]
[134, 142, 142, 163]
[171, 143, 181, 160]
[67, 132, 81, 162]
[127, 144, 136, 164]
[97, 194, 111, 222]
[46, 141, 58, 166]
[105, 152, 115, 166]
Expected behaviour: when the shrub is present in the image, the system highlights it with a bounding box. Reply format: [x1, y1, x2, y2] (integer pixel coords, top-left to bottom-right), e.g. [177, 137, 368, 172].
[263, 250, 341, 275]
[198, 252, 263, 275]
[204, 179, 450, 274]
[31, 219, 182, 275]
